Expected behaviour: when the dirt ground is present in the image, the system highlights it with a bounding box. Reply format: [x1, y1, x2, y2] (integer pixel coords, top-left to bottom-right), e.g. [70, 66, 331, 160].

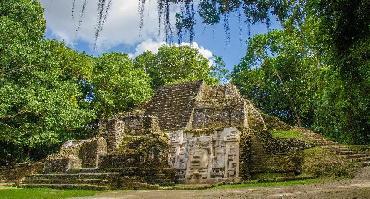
[75, 167, 370, 199]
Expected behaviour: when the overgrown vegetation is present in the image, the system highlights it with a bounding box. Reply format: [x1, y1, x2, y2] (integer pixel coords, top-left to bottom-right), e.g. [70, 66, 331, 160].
[231, 1, 369, 144]
[302, 147, 358, 178]
[271, 130, 304, 140]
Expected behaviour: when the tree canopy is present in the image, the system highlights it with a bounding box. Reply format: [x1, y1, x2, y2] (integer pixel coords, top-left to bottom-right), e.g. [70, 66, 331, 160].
[92, 53, 153, 118]
[232, 20, 321, 127]
[0, 0, 96, 164]
[231, 2, 369, 144]
[134, 45, 228, 89]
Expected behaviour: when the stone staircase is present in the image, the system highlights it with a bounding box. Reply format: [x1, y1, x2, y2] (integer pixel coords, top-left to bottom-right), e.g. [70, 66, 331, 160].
[19, 165, 173, 190]
[295, 128, 370, 167]
[323, 145, 370, 167]
[19, 169, 120, 190]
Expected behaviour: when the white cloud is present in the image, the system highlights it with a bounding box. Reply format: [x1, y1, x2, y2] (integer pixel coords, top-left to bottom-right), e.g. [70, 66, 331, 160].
[40, 0, 169, 50]
[39, 0, 215, 64]
[129, 39, 166, 57]
[129, 39, 214, 65]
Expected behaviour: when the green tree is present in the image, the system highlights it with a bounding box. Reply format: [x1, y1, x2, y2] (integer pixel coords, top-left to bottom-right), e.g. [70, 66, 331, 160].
[0, 40, 96, 164]
[232, 8, 369, 144]
[134, 45, 227, 89]
[0, 0, 46, 40]
[308, 0, 370, 144]
[92, 53, 153, 118]
[0, 0, 95, 165]
[232, 18, 322, 127]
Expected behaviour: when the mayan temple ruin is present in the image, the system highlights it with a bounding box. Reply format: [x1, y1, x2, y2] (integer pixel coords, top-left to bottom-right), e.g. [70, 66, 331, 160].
[141, 80, 246, 183]
[16, 80, 369, 190]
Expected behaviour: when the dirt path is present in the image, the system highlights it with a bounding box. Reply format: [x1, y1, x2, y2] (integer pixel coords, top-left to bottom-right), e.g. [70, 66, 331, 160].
[74, 167, 370, 199]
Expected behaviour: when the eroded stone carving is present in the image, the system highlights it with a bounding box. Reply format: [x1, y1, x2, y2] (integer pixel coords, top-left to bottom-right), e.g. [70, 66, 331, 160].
[168, 127, 240, 183]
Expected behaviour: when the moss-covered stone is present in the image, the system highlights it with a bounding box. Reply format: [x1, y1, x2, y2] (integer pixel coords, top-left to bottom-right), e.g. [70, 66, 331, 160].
[302, 147, 359, 177]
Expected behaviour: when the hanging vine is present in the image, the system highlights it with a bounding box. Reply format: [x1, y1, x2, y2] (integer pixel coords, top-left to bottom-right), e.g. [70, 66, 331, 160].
[174, 0, 196, 43]
[138, 0, 298, 44]
[71, 0, 302, 47]
[94, 0, 112, 49]
[138, 0, 146, 36]
[71, 0, 77, 20]
[76, 0, 88, 33]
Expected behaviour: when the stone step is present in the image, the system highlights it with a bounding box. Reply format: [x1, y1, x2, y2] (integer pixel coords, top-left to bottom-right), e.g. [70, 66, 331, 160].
[19, 183, 109, 190]
[29, 172, 120, 180]
[101, 167, 140, 173]
[321, 145, 342, 149]
[79, 168, 99, 173]
[329, 145, 370, 151]
[0, 183, 14, 187]
[363, 161, 370, 167]
[23, 177, 110, 186]
[337, 148, 370, 156]
[337, 150, 357, 155]
[349, 156, 370, 162]
[341, 154, 369, 159]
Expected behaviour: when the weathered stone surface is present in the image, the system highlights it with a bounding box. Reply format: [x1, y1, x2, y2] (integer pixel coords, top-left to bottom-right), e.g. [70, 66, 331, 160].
[143, 82, 246, 183]
[168, 127, 240, 183]
[144, 81, 203, 131]
[44, 137, 107, 173]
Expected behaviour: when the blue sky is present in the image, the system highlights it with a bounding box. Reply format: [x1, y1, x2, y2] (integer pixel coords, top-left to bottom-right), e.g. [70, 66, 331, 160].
[41, 0, 280, 71]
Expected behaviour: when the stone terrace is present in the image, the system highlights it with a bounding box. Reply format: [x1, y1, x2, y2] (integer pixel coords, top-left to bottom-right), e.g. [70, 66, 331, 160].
[144, 81, 203, 131]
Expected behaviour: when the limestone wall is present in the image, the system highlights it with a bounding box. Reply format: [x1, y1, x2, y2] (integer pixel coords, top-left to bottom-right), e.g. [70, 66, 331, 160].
[100, 114, 160, 153]
[190, 83, 248, 130]
[101, 119, 124, 153]
[191, 101, 246, 129]
[44, 137, 107, 172]
[168, 127, 240, 183]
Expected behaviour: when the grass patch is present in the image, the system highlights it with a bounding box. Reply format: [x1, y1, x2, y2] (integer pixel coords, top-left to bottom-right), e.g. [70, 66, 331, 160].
[0, 188, 98, 199]
[214, 178, 324, 189]
[271, 130, 304, 140]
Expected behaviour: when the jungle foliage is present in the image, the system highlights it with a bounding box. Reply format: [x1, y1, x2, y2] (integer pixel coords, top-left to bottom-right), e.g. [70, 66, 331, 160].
[133, 45, 227, 89]
[231, 0, 369, 144]
[0, 0, 95, 165]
